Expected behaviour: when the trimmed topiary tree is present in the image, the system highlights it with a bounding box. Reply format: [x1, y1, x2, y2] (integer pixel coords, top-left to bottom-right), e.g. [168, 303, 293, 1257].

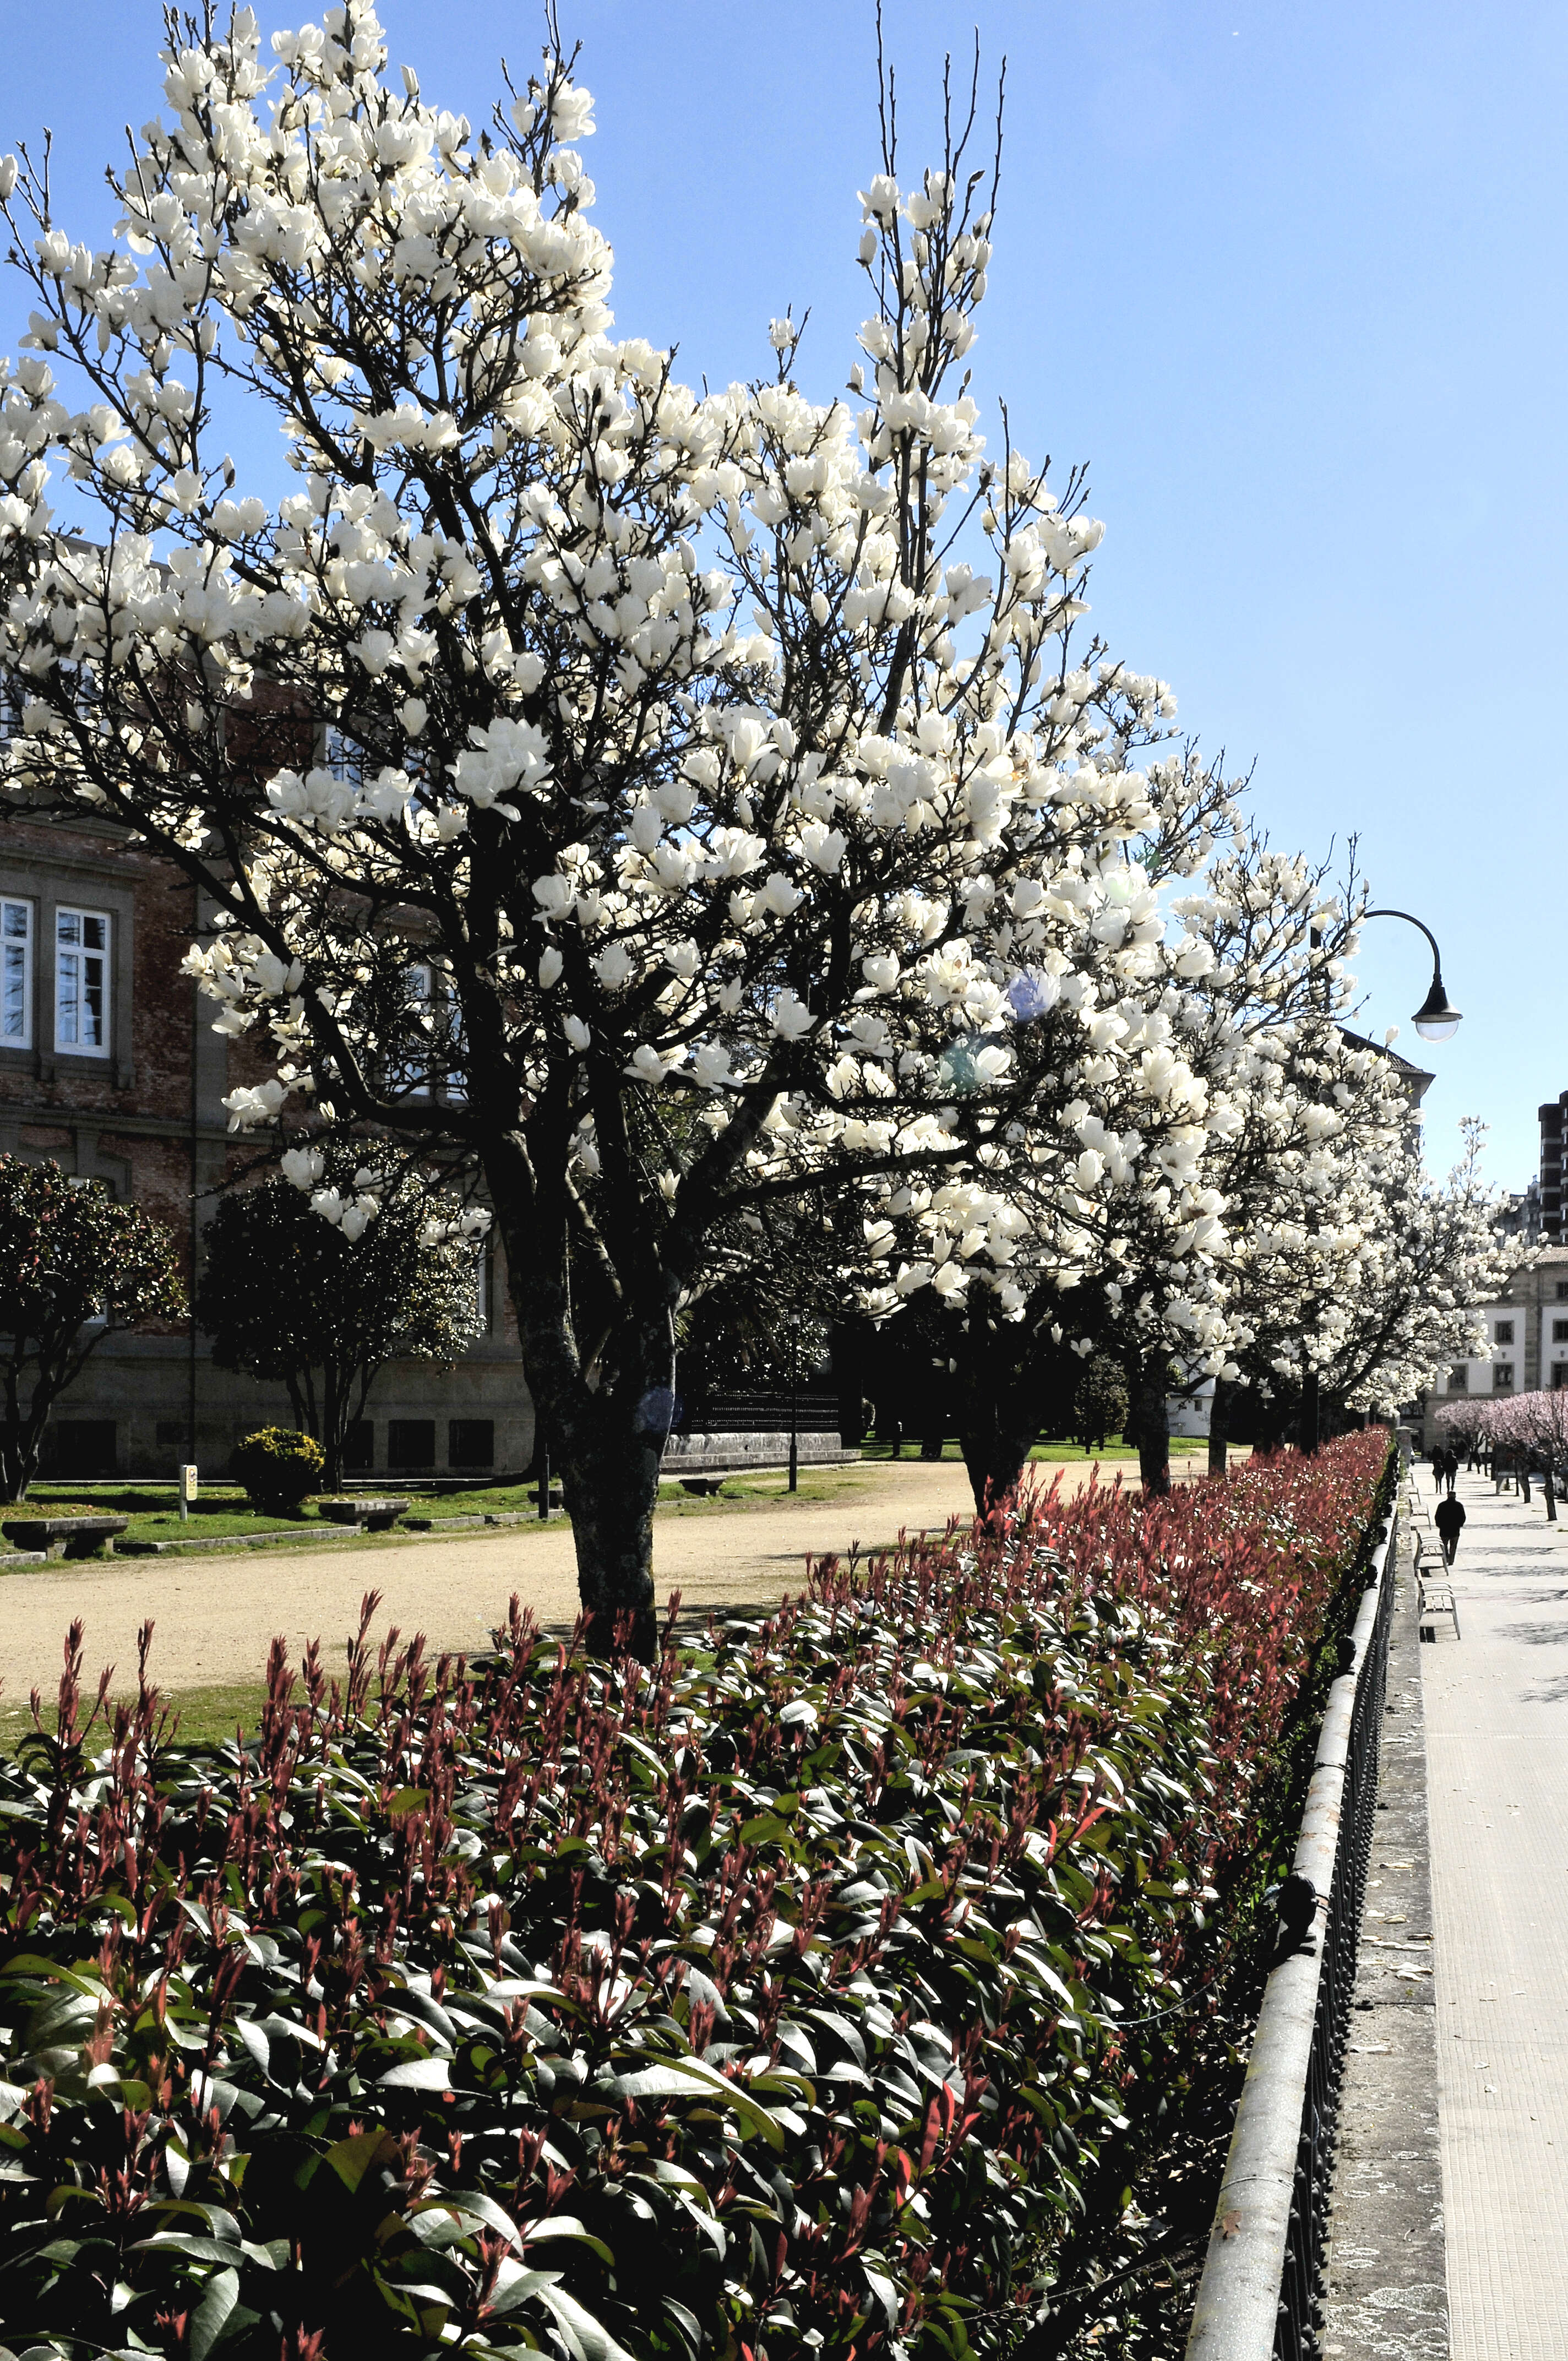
[0, 1157, 185, 1500]
[231, 1426, 325, 1516]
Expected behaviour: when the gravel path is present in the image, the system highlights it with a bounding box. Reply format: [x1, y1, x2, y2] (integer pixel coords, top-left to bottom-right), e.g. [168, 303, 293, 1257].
[1, 1456, 1119, 1703]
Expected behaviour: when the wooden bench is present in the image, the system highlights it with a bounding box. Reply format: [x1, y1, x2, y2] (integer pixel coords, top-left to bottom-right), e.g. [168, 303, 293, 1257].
[1414, 1533, 1460, 1641]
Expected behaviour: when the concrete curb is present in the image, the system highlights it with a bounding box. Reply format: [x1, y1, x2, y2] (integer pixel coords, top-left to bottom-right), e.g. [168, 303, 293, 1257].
[1187, 1501, 1399, 2360]
[1319, 1488, 1448, 2355]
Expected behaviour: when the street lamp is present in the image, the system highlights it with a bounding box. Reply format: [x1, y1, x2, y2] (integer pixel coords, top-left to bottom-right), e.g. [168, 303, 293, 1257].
[1363, 908, 1462, 1042]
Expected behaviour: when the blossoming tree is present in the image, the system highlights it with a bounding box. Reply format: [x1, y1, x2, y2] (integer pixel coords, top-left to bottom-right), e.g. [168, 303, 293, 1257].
[0, 5, 1247, 1636]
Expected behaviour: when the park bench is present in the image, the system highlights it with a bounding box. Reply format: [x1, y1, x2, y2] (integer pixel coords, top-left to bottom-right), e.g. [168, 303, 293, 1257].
[318, 1497, 411, 1533]
[1414, 1531, 1460, 1641]
[1, 1514, 128, 1559]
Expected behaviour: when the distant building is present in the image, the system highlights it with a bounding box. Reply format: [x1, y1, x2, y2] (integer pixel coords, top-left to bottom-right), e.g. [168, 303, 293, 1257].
[1539, 1094, 1568, 1241]
[1499, 1178, 1543, 1247]
[1424, 1244, 1568, 1440]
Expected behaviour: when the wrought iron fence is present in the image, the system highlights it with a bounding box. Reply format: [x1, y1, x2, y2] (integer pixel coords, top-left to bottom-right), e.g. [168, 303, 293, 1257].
[1185, 1495, 1400, 2360]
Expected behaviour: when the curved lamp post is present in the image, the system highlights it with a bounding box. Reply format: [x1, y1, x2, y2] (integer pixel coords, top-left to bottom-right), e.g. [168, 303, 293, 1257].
[1363, 907, 1462, 1042]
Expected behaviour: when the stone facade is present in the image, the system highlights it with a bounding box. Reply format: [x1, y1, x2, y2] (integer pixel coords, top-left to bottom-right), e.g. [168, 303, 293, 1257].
[1424, 1245, 1568, 1439]
[0, 814, 533, 1482]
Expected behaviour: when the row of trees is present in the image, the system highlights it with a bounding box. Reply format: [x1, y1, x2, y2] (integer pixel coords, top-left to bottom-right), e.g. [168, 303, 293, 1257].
[1438, 1389, 1568, 1475]
[0, 6, 1509, 1626]
[0, 1153, 480, 1499]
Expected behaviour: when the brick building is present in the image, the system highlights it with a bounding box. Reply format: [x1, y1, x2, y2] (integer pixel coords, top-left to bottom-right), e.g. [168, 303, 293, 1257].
[0, 811, 532, 1482]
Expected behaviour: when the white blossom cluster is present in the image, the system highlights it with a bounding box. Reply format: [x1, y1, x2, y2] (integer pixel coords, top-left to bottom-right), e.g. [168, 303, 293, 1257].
[0, 3, 1501, 1526]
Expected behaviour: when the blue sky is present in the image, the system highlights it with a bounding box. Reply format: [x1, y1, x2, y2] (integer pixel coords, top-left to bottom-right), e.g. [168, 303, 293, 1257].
[2, 0, 1561, 1193]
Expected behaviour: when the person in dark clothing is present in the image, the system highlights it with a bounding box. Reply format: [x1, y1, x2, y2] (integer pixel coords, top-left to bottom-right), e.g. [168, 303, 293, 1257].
[1444, 1449, 1460, 1497]
[1432, 1449, 1445, 1496]
[1434, 1492, 1467, 1565]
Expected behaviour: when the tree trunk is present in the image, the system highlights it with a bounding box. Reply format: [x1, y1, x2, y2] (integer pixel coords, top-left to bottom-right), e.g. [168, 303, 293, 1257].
[956, 1299, 1043, 1513]
[323, 1361, 341, 1492]
[1134, 1352, 1171, 1497]
[957, 1397, 1041, 1515]
[516, 1280, 674, 1660]
[1208, 1375, 1233, 1478]
[557, 1417, 661, 1657]
[0, 1421, 39, 1502]
[1297, 1368, 1321, 1457]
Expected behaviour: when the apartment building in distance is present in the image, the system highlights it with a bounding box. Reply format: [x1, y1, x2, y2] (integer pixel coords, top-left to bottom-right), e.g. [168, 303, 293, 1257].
[1424, 1244, 1568, 1439]
[0, 808, 533, 1483]
[1539, 1093, 1568, 1241]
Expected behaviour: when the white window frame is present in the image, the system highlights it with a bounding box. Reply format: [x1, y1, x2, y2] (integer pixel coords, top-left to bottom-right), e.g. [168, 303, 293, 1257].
[1, 896, 32, 1049]
[396, 957, 465, 1099]
[55, 906, 111, 1058]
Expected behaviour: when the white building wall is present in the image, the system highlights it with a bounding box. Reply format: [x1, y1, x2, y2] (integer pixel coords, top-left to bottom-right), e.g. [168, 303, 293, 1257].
[1431, 1301, 1516, 1406]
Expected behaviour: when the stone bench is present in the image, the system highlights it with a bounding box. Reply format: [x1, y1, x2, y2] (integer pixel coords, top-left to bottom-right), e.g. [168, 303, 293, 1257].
[318, 1497, 411, 1533]
[2, 1514, 128, 1559]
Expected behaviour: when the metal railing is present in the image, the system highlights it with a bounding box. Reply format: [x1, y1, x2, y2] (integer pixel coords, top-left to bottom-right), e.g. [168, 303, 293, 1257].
[1185, 1494, 1400, 2360]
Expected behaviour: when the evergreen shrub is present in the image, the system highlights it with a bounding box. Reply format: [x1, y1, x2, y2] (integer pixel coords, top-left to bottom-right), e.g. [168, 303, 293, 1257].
[0, 1430, 1391, 2359]
[231, 1426, 326, 1516]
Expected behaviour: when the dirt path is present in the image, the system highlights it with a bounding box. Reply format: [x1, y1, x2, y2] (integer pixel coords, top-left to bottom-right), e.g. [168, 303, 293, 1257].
[0, 1455, 1177, 1702]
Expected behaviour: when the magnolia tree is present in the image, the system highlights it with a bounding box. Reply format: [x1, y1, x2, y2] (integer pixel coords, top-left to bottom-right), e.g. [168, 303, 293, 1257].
[1217, 1116, 1511, 1447]
[0, 4, 1256, 1635]
[857, 837, 1385, 1498]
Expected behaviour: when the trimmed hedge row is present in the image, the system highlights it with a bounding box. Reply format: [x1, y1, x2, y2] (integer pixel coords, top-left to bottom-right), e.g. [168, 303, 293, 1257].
[0, 1430, 1391, 2360]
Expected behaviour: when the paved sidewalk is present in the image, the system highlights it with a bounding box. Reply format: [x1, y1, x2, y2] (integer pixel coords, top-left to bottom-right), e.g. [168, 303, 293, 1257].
[1421, 1465, 1568, 2357]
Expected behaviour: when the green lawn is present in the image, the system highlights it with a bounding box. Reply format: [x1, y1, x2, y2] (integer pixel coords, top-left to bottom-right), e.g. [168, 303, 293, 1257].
[8, 1439, 1207, 1553]
[0, 1680, 274, 1759]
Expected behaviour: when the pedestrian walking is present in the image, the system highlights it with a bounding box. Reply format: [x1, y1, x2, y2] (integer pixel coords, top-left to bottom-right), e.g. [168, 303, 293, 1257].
[1444, 1449, 1459, 1498]
[1433, 1449, 1445, 1496]
[1435, 1491, 1467, 1565]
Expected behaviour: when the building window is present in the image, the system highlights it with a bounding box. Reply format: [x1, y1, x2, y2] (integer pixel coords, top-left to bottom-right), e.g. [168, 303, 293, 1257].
[394, 960, 465, 1098]
[55, 907, 110, 1056]
[1494, 1363, 1515, 1391]
[1, 898, 31, 1046]
[344, 1419, 375, 1473]
[1447, 1366, 1468, 1393]
[449, 1418, 494, 1470]
[1495, 1320, 1515, 1346]
[40, 1419, 117, 1477]
[1558, 1282, 1568, 1302]
[1555, 1365, 1568, 1391]
[1554, 1320, 1568, 1345]
[388, 1418, 435, 1471]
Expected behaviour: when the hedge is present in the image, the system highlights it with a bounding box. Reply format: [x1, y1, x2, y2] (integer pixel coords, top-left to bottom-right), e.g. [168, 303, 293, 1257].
[0, 1429, 1391, 2360]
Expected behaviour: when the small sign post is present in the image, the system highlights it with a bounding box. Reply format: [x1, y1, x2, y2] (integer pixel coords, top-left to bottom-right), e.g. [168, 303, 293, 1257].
[178, 1464, 198, 1525]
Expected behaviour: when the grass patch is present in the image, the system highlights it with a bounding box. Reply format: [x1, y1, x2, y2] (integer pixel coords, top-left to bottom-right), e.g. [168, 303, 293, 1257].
[0, 1681, 269, 1758]
[5, 1445, 1209, 1560]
